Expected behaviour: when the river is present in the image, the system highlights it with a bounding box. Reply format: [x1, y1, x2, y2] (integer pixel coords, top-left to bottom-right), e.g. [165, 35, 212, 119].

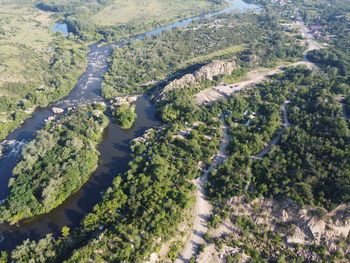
[53, 23, 69, 36]
[0, 0, 260, 250]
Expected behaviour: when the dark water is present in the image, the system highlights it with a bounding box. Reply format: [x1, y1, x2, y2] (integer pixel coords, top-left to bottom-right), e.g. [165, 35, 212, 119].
[53, 23, 69, 37]
[0, 0, 260, 250]
[0, 96, 160, 250]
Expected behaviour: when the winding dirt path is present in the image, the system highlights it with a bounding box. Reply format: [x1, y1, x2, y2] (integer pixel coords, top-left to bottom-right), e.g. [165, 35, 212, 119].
[176, 118, 230, 263]
[341, 103, 350, 121]
[252, 100, 291, 159]
[177, 16, 324, 262]
[195, 16, 322, 105]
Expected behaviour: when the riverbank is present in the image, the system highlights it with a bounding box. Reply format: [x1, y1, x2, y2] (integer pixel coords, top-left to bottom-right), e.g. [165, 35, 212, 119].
[0, 0, 261, 253]
[0, 104, 109, 225]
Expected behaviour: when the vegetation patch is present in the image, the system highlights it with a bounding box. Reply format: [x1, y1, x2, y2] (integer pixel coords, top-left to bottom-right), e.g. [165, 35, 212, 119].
[113, 103, 138, 129]
[102, 12, 303, 97]
[0, 104, 109, 224]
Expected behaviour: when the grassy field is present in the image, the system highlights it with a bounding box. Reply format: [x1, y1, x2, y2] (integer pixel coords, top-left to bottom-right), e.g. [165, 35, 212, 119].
[91, 0, 227, 26]
[0, 0, 228, 139]
[0, 1, 55, 138]
[0, 1, 89, 139]
[180, 44, 246, 67]
[0, 2, 54, 86]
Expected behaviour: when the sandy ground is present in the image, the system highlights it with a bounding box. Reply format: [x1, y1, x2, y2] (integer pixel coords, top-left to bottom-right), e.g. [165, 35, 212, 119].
[183, 17, 335, 263]
[195, 18, 322, 105]
[172, 16, 328, 263]
[176, 118, 230, 262]
[197, 197, 350, 263]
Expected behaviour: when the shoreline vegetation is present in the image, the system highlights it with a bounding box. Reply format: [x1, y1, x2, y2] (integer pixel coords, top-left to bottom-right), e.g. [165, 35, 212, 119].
[113, 102, 138, 130]
[0, 34, 89, 140]
[0, 104, 109, 224]
[36, 0, 228, 41]
[0, 0, 227, 141]
[1, 0, 349, 262]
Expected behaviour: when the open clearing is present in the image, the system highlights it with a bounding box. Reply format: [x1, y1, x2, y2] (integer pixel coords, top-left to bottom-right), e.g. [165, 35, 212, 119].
[0, 1, 54, 85]
[91, 0, 226, 26]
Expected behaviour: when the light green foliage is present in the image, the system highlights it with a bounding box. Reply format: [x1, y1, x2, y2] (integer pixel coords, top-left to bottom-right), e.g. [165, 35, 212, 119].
[0, 1, 88, 139]
[113, 103, 137, 129]
[10, 235, 56, 263]
[61, 226, 70, 238]
[65, 105, 221, 262]
[102, 12, 303, 96]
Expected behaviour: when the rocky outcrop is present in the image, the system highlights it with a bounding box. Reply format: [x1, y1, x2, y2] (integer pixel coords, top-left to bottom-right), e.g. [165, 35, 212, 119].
[158, 58, 238, 101]
[198, 197, 350, 263]
[52, 107, 64, 114]
[194, 59, 238, 80]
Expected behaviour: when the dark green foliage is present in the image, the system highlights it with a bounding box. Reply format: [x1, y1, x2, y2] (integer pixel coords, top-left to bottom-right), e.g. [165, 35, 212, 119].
[69, 119, 220, 262]
[102, 12, 303, 97]
[0, 104, 109, 223]
[308, 48, 350, 78]
[0, 37, 87, 139]
[207, 67, 350, 210]
[36, 0, 114, 14]
[253, 79, 350, 209]
[10, 235, 56, 263]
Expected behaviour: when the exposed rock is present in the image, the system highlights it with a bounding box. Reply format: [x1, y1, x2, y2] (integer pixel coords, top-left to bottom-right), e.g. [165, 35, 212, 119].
[93, 110, 102, 117]
[201, 197, 350, 262]
[127, 95, 138, 103]
[47, 116, 56, 122]
[194, 60, 238, 80]
[158, 58, 238, 101]
[114, 95, 140, 105]
[52, 107, 64, 114]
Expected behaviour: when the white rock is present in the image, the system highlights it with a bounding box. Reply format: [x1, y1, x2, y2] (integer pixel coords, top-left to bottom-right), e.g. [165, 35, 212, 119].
[52, 107, 64, 114]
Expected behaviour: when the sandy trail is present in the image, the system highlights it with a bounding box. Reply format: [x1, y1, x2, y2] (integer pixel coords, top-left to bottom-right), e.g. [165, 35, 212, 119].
[251, 19, 325, 158]
[177, 16, 324, 262]
[176, 118, 229, 263]
[195, 16, 322, 105]
[252, 100, 291, 159]
[341, 103, 350, 120]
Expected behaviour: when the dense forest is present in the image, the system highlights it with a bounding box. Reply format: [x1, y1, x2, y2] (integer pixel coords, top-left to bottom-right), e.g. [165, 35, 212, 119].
[207, 66, 350, 211]
[36, 0, 227, 40]
[1, 101, 224, 262]
[102, 12, 304, 97]
[1, 0, 350, 262]
[0, 104, 108, 224]
[36, 0, 114, 14]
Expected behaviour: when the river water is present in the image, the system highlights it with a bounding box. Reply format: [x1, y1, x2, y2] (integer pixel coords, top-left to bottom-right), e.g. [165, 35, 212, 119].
[0, 0, 260, 250]
[53, 23, 69, 36]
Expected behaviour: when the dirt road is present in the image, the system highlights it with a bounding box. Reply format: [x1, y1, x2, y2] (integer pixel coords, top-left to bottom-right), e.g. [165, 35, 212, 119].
[195, 17, 322, 105]
[341, 102, 350, 121]
[177, 16, 323, 262]
[252, 100, 291, 159]
[176, 119, 229, 263]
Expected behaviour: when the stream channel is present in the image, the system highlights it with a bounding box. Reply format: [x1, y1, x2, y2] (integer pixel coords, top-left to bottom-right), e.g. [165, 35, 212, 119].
[0, 0, 260, 250]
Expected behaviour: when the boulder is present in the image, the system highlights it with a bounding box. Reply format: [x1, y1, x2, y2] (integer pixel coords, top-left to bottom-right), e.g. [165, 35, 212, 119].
[47, 116, 56, 122]
[52, 107, 64, 114]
